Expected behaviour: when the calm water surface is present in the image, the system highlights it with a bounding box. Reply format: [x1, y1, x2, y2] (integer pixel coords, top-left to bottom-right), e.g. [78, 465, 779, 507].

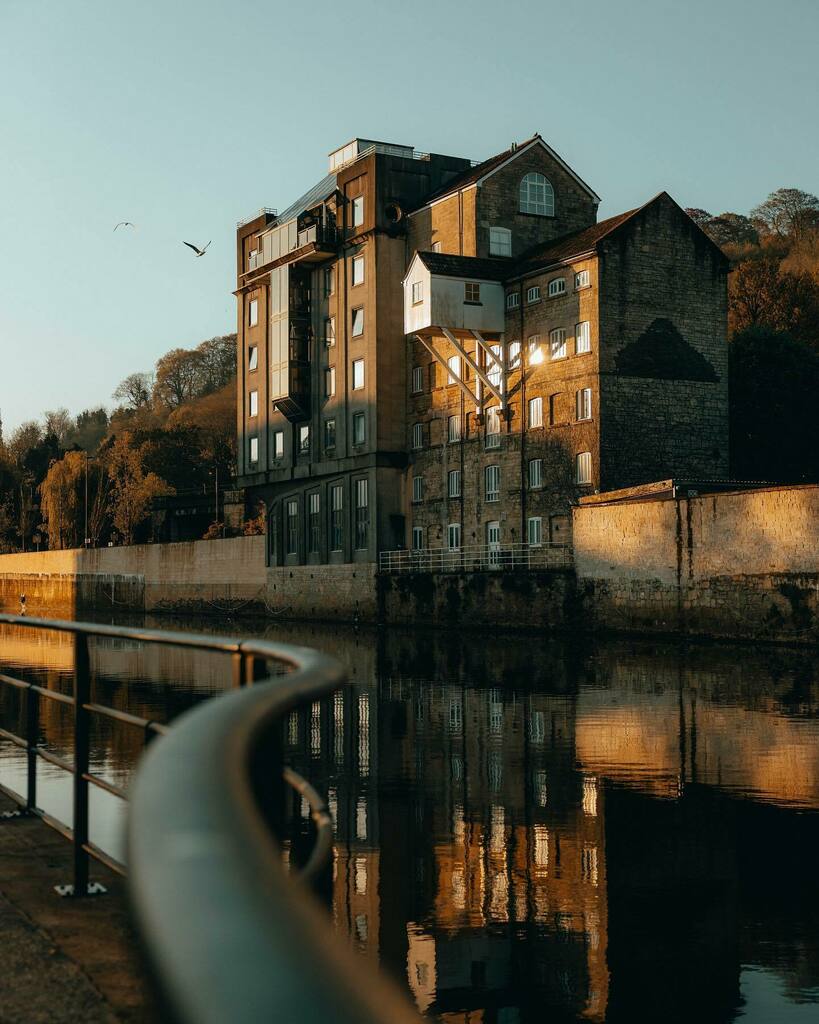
[1, 615, 818, 1023]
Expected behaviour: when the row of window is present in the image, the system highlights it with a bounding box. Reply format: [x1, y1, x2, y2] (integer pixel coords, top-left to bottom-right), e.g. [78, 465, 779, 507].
[506, 271, 588, 309]
[247, 412, 367, 465]
[411, 452, 592, 503]
[419, 517, 548, 552]
[283, 478, 369, 556]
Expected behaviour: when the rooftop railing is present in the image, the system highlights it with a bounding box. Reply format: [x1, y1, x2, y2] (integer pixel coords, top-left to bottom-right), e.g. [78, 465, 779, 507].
[0, 614, 422, 1024]
[379, 541, 573, 574]
[236, 207, 277, 229]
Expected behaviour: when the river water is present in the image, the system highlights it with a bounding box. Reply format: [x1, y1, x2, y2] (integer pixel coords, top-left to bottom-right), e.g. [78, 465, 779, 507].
[1, 615, 818, 1023]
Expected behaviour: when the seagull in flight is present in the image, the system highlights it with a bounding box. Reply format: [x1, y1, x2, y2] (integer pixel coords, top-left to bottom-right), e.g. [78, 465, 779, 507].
[113, 221, 136, 231]
[183, 240, 211, 257]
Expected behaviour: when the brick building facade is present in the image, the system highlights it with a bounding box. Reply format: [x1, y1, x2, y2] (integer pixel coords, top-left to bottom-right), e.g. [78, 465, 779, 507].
[235, 135, 729, 565]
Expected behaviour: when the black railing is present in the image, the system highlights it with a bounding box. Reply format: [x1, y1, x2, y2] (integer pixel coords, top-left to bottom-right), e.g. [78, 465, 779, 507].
[0, 614, 422, 1024]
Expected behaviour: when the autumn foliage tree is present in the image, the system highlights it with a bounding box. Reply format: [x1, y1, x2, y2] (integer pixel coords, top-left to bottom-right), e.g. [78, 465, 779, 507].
[106, 434, 174, 544]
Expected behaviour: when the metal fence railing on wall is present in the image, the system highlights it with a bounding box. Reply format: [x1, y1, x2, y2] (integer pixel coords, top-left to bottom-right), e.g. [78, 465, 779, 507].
[378, 542, 573, 574]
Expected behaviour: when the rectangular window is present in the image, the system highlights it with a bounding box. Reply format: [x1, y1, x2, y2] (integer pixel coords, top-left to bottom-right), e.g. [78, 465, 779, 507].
[411, 366, 423, 394]
[308, 493, 320, 553]
[506, 291, 520, 309]
[447, 355, 461, 385]
[576, 387, 592, 421]
[464, 282, 480, 304]
[431, 241, 442, 253]
[548, 277, 566, 297]
[273, 430, 284, 459]
[576, 451, 592, 484]
[324, 265, 335, 296]
[529, 458, 543, 488]
[412, 526, 424, 550]
[352, 255, 365, 287]
[489, 226, 512, 257]
[286, 499, 299, 555]
[527, 335, 542, 365]
[330, 484, 344, 551]
[325, 366, 336, 398]
[352, 358, 365, 390]
[249, 436, 259, 464]
[448, 469, 461, 498]
[485, 406, 501, 448]
[248, 299, 258, 327]
[487, 344, 502, 389]
[526, 285, 540, 304]
[249, 390, 258, 417]
[508, 341, 521, 369]
[528, 396, 543, 428]
[325, 316, 336, 347]
[248, 346, 258, 371]
[528, 516, 543, 547]
[355, 479, 369, 550]
[485, 465, 500, 502]
[550, 328, 567, 360]
[575, 321, 591, 354]
[412, 422, 424, 450]
[411, 281, 423, 304]
[324, 419, 336, 451]
[448, 414, 461, 443]
[412, 476, 424, 503]
[352, 196, 364, 227]
[299, 425, 310, 454]
[575, 270, 590, 290]
[447, 523, 461, 550]
[351, 307, 364, 337]
[353, 412, 366, 445]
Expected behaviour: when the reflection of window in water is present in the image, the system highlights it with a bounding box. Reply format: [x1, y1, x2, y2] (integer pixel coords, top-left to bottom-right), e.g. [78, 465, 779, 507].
[452, 867, 466, 909]
[331, 847, 338, 883]
[449, 699, 462, 732]
[300, 796, 310, 819]
[288, 710, 299, 746]
[534, 824, 549, 869]
[327, 788, 337, 835]
[488, 751, 503, 791]
[452, 804, 465, 842]
[582, 776, 598, 817]
[355, 856, 367, 895]
[534, 769, 548, 807]
[358, 694, 370, 777]
[491, 805, 505, 852]
[581, 845, 598, 887]
[355, 913, 368, 942]
[416, 696, 424, 723]
[356, 797, 367, 840]
[489, 687, 502, 704]
[529, 710, 545, 743]
[585, 909, 601, 950]
[451, 756, 463, 780]
[415, 962, 429, 987]
[333, 691, 344, 761]
[489, 700, 503, 734]
[490, 871, 508, 920]
[311, 701, 321, 755]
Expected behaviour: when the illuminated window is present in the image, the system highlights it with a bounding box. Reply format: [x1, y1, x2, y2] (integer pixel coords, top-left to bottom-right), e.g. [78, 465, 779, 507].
[352, 255, 365, 286]
[352, 196, 364, 228]
[576, 451, 592, 484]
[575, 320, 591, 354]
[548, 277, 566, 297]
[248, 346, 258, 371]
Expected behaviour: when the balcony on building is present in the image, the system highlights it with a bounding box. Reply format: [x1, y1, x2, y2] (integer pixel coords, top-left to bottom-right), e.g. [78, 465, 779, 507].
[404, 251, 506, 337]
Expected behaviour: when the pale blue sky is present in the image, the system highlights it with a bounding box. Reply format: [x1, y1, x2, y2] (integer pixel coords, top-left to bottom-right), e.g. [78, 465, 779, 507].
[1, 0, 817, 435]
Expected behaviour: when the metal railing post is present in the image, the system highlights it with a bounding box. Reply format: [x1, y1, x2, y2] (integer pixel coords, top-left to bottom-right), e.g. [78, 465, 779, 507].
[25, 684, 38, 812]
[232, 651, 247, 689]
[72, 633, 91, 897]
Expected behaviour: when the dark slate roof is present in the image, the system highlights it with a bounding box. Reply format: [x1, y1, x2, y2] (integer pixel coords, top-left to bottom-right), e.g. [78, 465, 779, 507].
[513, 207, 640, 275]
[415, 252, 512, 280]
[269, 172, 338, 227]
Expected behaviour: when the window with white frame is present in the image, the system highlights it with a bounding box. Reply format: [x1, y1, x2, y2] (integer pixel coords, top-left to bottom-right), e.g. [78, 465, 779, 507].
[548, 277, 566, 297]
[330, 484, 344, 551]
[352, 358, 365, 390]
[464, 282, 480, 303]
[431, 240, 441, 252]
[519, 172, 555, 216]
[448, 414, 461, 443]
[576, 387, 592, 421]
[308, 492, 320, 553]
[575, 321, 591, 354]
[527, 334, 541, 363]
[447, 355, 461, 385]
[352, 255, 365, 287]
[508, 341, 521, 369]
[412, 526, 424, 550]
[529, 458, 543, 488]
[412, 476, 424, 503]
[448, 469, 461, 498]
[412, 422, 424, 449]
[273, 430, 284, 459]
[324, 265, 335, 296]
[249, 436, 259, 463]
[411, 280, 423, 304]
[550, 328, 567, 359]
[299, 424, 310, 454]
[485, 406, 501, 447]
[249, 390, 258, 417]
[489, 226, 512, 257]
[351, 307, 364, 337]
[248, 299, 258, 327]
[447, 523, 461, 550]
[355, 478, 369, 550]
[528, 516, 543, 546]
[248, 345, 258, 371]
[352, 196, 364, 227]
[324, 419, 336, 450]
[528, 396, 543, 428]
[506, 291, 520, 309]
[286, 499, 299, 555]
[325, 366, 336, 397]
[411, 365, 423, 394]
[325, 316, 336, 346]
[576, 451, 592, 484]
[575, 270, 590, 290]
[487, 344, 502, 388]
[526, 285, 541, 304]
[353, 412, 365, 445]
[485, 464, 500, 502]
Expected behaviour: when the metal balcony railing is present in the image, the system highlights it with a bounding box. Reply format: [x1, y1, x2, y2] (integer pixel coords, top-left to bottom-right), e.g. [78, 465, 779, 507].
[379, 542, 573, 574]
[0, 614, 421, 1024]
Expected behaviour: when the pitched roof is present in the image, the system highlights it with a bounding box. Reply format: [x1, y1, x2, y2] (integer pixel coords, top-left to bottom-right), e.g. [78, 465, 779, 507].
[513, 207, 640, 275]
[415, 252, 512, 280]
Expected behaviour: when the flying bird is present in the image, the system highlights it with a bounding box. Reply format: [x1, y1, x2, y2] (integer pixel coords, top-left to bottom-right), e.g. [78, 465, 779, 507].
[113, 221, 136, 231]
[183, 240, 211, 257]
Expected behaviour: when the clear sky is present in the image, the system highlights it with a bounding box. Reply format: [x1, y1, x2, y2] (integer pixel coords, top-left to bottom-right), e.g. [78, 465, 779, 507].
[1, 0, 817, 435]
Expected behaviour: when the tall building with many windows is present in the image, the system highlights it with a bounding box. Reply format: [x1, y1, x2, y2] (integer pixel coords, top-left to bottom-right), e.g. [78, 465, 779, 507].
[236, 135, 728, 565]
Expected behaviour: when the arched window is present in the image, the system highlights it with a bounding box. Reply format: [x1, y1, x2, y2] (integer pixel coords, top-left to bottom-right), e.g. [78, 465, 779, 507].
[519, 173, 554, 216]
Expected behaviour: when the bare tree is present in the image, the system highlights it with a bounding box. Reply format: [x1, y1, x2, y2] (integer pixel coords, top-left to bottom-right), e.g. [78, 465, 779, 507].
[197, 334, 237, 393]
[43, 408, 72, 445]
[113, 372, 154, 410]
[752, 188, 819, 240]
[153, 348, 206, 409]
